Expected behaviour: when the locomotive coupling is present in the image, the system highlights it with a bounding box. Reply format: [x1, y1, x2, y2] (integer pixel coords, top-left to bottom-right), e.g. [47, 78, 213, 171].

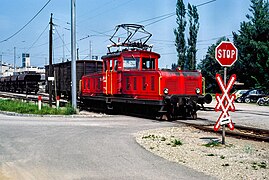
[198, 94, 212, 104]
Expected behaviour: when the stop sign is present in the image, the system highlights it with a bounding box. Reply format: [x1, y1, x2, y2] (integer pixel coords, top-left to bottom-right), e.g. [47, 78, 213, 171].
[215, 41, 238, 67]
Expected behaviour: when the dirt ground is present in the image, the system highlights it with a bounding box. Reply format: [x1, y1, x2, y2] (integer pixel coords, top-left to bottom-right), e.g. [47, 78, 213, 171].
[136, 126, 269, 180]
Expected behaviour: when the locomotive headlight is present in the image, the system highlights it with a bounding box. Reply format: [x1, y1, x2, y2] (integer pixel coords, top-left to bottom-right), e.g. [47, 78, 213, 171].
[163, 88, 169, 95]
[196, 88, 201, 94]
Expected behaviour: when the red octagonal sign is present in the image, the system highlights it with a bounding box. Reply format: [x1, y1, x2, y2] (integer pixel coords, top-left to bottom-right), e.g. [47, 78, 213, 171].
[215, 41, 238, 67]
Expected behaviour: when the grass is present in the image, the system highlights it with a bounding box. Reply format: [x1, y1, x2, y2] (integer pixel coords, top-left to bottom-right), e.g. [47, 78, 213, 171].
[141, 134, 183, 147]
[244, 145, 253, 154]
[142, 134, 157, 139]
[0, 99, 76, 115]
[203, 140, 221, 147]
[252, 162, 267, 170]
[207, 154, 215, 156]
[171, 139, 183, 147]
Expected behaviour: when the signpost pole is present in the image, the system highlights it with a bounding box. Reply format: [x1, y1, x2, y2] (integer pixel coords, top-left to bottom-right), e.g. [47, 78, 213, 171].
[222, 67, 227, 145]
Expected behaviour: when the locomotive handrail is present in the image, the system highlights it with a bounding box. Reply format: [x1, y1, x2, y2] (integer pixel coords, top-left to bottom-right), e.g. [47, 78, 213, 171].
[202, 77, 205, 95]
[110, 71, 113, 95]
[105, 70, 108, 95]
[159, 76, 162, 96]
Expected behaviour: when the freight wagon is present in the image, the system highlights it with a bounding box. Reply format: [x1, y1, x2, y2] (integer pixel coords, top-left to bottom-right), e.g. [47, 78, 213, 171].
[0, 72, 41, 94]
[45, 60, 102, 99]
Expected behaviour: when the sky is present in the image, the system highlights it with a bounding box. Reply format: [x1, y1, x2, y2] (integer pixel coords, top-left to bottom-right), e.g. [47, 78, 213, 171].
[0, 0, 251, 68]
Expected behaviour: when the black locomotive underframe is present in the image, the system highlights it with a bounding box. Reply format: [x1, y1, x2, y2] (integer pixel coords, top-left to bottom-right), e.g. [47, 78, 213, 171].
[80, 94, 202, 120]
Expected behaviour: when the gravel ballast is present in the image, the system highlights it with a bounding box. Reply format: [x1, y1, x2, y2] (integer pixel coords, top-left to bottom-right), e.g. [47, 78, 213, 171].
[135, 125, 269, 180]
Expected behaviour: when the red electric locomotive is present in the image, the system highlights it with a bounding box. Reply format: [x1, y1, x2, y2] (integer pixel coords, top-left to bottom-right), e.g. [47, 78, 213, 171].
[80, 24, 211, 120]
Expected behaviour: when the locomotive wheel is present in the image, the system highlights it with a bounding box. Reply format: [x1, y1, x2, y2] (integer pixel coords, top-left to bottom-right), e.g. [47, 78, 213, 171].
[155, 112, 173, 121]
[191, 112, 197, 120]
[181, 107, 187, 120]
[163, 113, 172, 121]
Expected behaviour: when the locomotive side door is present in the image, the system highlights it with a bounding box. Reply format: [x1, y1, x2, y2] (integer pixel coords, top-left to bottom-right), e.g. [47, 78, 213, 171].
[104, 60, 111, 95]
[106, 59, 118, 95]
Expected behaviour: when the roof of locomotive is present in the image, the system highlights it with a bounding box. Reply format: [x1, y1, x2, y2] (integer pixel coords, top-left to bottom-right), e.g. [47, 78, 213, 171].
[101, 49, 160, 60]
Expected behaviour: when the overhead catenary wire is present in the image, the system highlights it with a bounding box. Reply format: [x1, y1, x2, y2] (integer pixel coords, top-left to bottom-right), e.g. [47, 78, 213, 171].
[145, 13, 176, 27]
[196, 0, 217, 7]
[77, 0, 115, 23]
[1, 0, 219, 66]
[137, 12, 175, 24]
[25, 23, 49, 53]
[144, 0, 217, 27]
[77, 0, 135, 25]
[151, 34, 232, 44]
[72, 0, 218, 59]
[0, 0, 52, 43]
[55, 27, 71, 53]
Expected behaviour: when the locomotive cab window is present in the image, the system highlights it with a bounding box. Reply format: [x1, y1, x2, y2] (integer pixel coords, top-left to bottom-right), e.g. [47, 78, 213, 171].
[104, 61, 108, 72]
[123, 57, 139, 70]
[142, 58, 155, 70]
[114, 60, 118, 71]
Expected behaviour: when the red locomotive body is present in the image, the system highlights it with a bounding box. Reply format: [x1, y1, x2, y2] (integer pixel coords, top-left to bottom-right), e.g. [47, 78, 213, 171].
[80, 24, 211, 119]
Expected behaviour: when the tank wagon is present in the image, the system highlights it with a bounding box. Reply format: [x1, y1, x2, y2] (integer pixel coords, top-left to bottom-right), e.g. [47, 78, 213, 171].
[80, 24, 212, 120]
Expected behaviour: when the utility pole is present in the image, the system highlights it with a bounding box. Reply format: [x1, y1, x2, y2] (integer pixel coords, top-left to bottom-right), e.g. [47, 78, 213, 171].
[0, 54, 2, 76]
[62, 34, 65, 62]
[14, 47, 16, 74]
[48, 13, 53, 107]
[89, 40, 92, 60]
[71, 0, 77, 109]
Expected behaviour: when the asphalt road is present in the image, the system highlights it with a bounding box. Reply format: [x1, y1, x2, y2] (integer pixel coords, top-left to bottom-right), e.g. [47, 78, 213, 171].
[0, 114, 215, 180]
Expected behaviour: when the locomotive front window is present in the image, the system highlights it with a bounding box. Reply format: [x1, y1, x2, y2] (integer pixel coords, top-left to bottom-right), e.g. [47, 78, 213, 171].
[109, 60, 113, 70]
[123, 57, 139, 70]
[142, 58, 155, 69]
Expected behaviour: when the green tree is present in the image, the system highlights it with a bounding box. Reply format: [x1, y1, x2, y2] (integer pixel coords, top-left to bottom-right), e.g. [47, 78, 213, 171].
[197, 37, 229, 93]
[174, 0, 187, 69]
[232, 0, 269, 90]
[171, 63, 177, 70]
[186, 3, 199, 70]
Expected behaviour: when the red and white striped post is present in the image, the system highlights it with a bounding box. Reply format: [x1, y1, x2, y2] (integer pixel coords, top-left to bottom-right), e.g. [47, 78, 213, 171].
[38, 96, 42, 110]
[56, 96, 60, 109]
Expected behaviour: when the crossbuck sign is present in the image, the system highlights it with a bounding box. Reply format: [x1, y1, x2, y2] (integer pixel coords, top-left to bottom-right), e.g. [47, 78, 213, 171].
[214, 74, 236, 131]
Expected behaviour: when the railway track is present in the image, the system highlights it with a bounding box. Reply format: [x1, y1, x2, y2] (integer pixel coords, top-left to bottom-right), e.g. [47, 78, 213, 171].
[0, 91, 268, 142]
[175, 120, 269, 142]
